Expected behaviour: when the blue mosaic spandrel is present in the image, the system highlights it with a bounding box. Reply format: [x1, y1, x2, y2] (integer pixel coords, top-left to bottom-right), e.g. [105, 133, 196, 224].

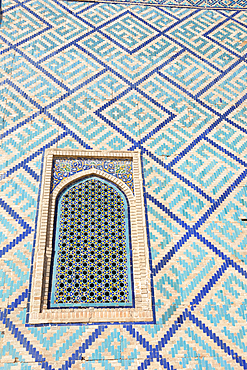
[50, 176, 133, 308]
[51, 158, 134, 194]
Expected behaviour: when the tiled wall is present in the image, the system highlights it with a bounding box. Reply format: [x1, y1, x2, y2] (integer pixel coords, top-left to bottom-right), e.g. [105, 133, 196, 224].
[0, 0, 247, 368]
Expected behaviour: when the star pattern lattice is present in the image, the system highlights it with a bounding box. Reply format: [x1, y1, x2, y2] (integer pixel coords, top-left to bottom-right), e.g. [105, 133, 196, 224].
[51, 177, 132, 308]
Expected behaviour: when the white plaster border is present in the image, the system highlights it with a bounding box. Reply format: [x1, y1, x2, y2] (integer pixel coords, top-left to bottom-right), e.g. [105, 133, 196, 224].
[29, 149, 153, 324]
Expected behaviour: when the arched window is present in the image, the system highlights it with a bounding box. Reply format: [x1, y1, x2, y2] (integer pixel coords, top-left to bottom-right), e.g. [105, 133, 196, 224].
[30, 150, 153, 324]
[50, 176, 133, 308]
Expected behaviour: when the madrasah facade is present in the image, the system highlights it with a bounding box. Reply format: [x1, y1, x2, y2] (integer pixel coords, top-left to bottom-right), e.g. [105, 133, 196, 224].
[0, 0, 247, 368]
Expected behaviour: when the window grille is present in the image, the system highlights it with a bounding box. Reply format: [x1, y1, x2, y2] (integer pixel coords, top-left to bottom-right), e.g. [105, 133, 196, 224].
[50, 176, 133, 308]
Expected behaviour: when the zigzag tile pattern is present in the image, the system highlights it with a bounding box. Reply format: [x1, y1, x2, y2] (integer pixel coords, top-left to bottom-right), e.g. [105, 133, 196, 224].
[0, 0, 247, 369]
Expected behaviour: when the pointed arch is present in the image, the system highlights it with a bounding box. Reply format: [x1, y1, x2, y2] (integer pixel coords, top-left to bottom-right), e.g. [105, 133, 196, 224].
[50, 175, 134, 308]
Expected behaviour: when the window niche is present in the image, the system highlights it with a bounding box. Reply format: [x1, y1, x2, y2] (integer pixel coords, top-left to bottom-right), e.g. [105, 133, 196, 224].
[29, 149, 153, 324]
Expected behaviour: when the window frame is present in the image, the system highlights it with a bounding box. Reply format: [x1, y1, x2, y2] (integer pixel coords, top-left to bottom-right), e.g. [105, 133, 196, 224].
[29, 149, 153, 324]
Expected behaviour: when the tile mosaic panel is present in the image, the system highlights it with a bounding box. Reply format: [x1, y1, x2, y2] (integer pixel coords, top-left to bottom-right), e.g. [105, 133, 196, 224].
[52, 158, 134, 193]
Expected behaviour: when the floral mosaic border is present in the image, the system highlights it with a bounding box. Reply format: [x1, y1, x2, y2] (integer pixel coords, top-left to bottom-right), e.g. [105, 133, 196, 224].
[52, 158, 134, 194]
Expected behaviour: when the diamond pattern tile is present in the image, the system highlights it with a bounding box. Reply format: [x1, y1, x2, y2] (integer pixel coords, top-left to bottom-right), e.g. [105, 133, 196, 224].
[1, 0, 247, 369]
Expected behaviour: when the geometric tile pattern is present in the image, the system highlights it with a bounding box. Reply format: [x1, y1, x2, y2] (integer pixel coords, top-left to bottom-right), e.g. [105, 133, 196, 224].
[1, 0, 247, 369]
[55, 0, 247, 9]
